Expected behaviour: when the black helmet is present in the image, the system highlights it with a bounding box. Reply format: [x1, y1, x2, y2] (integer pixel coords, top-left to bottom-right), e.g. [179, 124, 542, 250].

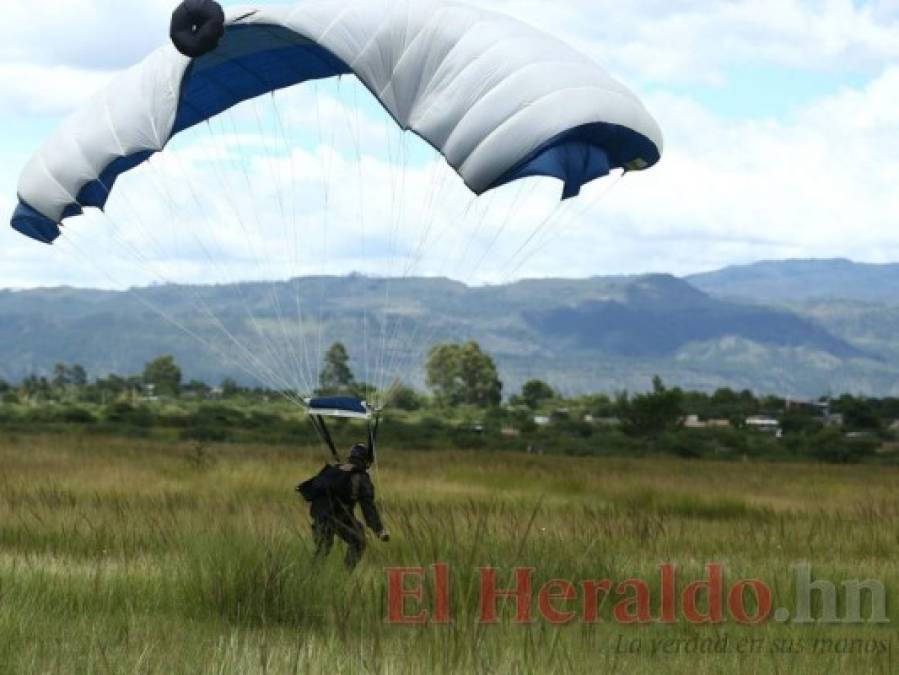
[349, 443, 371, 466]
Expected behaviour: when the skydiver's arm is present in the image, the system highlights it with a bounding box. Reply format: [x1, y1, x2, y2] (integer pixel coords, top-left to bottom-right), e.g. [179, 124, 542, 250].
[352, 473, 384, 534]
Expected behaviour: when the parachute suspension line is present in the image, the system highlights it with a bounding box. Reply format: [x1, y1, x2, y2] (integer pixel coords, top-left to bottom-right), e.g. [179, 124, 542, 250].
[197, 112, 312, 398]
[392, 173, 542, 401]
[386, 176, 537, 396]
[376, 182, 460, 401]
[142, 107, 314, 401]
[253, 40, 347, 398]
[192, 115, 291, 387]
[348, 81, 371, 404]
[80, 161, 267, 375]
[377, 157, 454, 400]
[315, 77, 341, 392]
[374, 118, 398, 404]
[218, 101, 313, 400]
[376, 125, 412, 403]
[374, 148, 450, 400]
[262, 90, 315, 398]
[389, 157, 459, 324]
[504, 169, 626, 281]
[205, 103, 298, 394]
[378, 135, 433, 405]
[379, 136, 433, 405]
[263, 94, 313, 400]
[384, 182, 497, 399]
[500, 200, 564, 281]
[144, 146, 274, 340]
[271, 90, 318, 397]
[468, 179, 530, 280]
[452, 185, 499, 280]
[56, 229, 307, 408]
[245, 93, 309, 399]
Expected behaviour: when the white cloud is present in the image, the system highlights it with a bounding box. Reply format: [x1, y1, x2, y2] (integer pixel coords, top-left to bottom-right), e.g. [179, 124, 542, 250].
[472, 0, 899, 85]
[0, 64, 116, 115]
[0, 1, 172, 70]
[554, 65, 899, 275]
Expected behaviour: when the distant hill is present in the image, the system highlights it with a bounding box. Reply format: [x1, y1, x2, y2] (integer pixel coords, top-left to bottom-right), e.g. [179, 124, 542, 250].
[688, 259, 899, 304]
[527, 275, 863, 359]
[1, 271, 894, 397]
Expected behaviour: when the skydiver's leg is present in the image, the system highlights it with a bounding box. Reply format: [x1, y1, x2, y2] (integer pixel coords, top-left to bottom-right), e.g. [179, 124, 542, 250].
[335, 515, 366, 569]
[311, 503, 335, 560]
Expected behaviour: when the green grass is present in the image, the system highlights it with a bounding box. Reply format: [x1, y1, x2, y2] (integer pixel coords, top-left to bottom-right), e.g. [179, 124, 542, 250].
[0, 433, 896, 673]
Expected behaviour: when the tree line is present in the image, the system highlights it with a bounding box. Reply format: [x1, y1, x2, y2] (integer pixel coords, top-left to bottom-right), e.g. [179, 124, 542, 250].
[1, 341, 898, 465]
[3, 343, 899, 429]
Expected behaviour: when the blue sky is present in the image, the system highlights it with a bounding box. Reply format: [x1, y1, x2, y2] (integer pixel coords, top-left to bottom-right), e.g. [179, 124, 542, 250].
[2, 0, 898, 289]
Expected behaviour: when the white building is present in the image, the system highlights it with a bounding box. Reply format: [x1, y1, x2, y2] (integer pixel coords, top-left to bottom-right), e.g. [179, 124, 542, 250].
[746, 416, 781, 436]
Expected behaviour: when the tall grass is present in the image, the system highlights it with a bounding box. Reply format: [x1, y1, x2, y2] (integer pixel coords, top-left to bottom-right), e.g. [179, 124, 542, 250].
[0, 433, 895, 673]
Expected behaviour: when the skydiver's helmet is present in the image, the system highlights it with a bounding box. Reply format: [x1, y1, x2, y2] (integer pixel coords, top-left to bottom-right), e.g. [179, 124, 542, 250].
[348, 443, 372, 468]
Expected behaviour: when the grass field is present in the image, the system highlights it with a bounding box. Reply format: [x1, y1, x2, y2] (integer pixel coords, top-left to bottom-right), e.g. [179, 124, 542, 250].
[0, 432, 896, 674]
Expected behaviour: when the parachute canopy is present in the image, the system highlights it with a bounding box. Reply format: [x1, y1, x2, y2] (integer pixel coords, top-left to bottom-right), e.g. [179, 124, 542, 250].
[11, 0, 663, 244]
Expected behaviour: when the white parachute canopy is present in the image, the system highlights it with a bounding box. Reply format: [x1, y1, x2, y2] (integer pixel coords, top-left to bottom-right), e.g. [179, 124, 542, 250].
[12, 0, 662, 242]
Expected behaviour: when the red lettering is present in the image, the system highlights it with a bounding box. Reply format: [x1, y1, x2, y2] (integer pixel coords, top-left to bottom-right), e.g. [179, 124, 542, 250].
[479, 567, 534, 623]
[386, 567, 428, 624]
[683, 564, 725, 624]
[432, 563, 451, 624]
[582, 579, 613, 623]
[538, 579, 576, 624]
[659, 563, 677, 623]
[729, 580, 772, 625]
[613, 579, 652, 624]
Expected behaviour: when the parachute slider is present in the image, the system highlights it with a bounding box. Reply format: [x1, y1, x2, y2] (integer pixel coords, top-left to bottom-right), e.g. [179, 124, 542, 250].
[305, 396, 374, 420]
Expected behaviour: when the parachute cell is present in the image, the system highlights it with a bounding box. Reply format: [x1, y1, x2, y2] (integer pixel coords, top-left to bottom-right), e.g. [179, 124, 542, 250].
[11, 0, 663, 244]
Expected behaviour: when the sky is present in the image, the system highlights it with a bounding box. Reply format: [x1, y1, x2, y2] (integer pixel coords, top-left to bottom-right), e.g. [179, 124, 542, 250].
[2, 0, 899, 290]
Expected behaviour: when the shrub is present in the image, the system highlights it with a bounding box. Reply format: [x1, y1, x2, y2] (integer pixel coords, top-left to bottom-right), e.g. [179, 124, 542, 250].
[104, 402, 156, 427]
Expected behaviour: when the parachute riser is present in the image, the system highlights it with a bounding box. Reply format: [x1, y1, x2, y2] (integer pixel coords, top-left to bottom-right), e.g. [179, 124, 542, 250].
[310, 414, 340, 463]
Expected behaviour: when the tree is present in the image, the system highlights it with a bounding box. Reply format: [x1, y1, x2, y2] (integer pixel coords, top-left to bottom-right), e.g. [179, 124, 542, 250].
[426, 341, 502, 408]
[21, 375, 52, 402]
[837, 396, 882, 432]
[142, 355, 182, 397]
[221, 377, 241, 398]
[70, 365, 88, 388]
[52, 364, 71, 389]
[519, 379, 556, 410]
[51, 364, 87, 391]
[618, 376, 684, 437]
[319, 342, 356, 395]
[387, 383, 424, 411]
[182, 380, 211, 398]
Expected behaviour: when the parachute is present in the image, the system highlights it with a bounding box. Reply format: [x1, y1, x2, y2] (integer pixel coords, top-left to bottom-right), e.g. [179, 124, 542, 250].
[9, 0, 663, 428]
[11, 0, 661, 243]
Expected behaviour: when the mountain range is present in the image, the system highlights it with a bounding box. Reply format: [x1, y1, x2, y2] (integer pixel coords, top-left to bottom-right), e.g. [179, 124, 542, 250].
[2, 259, 899, 397]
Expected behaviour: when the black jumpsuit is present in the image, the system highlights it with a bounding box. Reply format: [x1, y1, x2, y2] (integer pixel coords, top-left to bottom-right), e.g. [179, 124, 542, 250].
[310, 462, 383, 569]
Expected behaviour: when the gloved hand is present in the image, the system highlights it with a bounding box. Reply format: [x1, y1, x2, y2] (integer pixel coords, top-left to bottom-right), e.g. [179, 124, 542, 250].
[378, 530, 391, 543]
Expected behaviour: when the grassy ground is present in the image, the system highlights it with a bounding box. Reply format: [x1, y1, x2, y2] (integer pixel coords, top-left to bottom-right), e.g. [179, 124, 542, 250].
[0, 432, 896, 674]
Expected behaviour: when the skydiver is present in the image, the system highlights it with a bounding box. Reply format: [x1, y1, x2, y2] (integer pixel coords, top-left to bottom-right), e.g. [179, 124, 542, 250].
[296, 443, 389, 569]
